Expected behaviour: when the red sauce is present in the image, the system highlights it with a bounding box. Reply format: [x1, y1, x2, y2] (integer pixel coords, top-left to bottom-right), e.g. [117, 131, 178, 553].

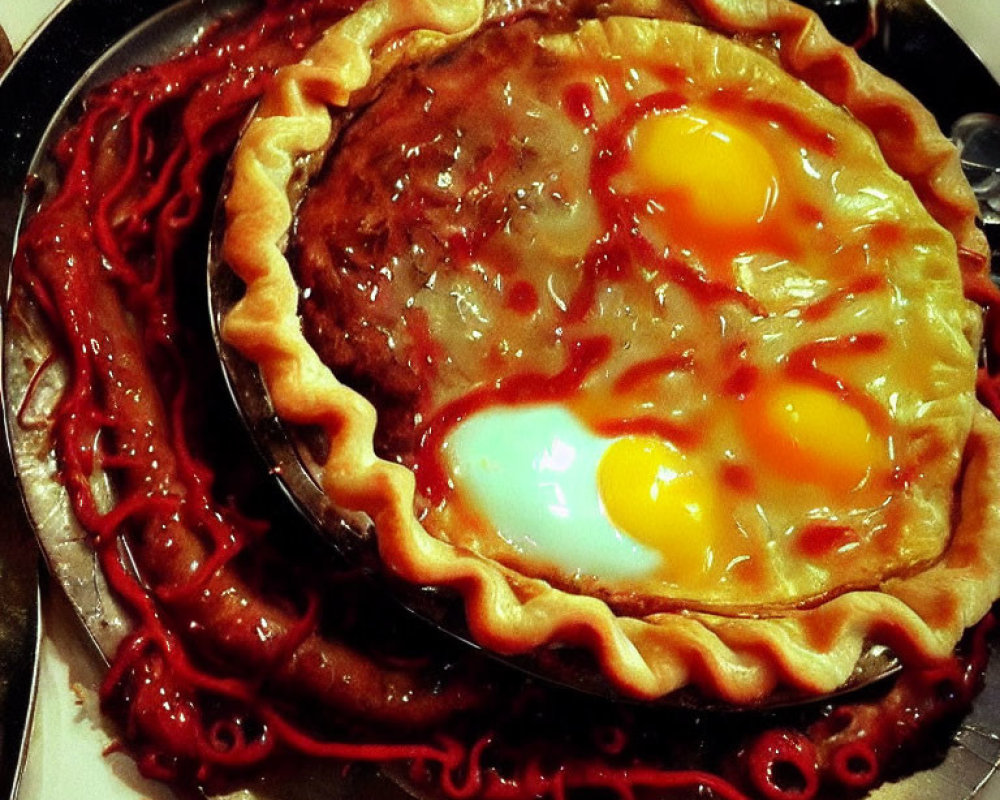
[592, 415, 702, 448]
[724, 364, 761, 400]
[612, 351, 695, 394]
[784, 333, 891, 436]
[561, 82, 596, 129]
[722, 463, 756, 494]
[563, 235, 636, 323]
[505, 279, 540, 315]
[799, 275, 888, 323]
[795, 523, 861, 559]
[708, 89, 839, 159]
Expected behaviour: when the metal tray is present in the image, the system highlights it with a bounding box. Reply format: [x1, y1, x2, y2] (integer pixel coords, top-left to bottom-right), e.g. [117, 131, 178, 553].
[2, 1, 1000, 799]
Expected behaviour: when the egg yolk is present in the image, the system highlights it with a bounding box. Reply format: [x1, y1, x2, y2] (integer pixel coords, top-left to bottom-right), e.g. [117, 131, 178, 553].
[596, 436, 718, 579]
[631, 107, 779, 233]
[741, 382, 887, 493]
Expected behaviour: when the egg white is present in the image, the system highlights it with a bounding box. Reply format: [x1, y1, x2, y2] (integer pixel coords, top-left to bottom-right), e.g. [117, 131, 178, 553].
[445, 404, 663, 580]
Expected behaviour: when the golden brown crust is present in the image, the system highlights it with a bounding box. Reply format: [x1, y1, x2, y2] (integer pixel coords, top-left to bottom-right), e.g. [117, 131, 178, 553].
[221, 0, 999, 700]
[688, 0, 987, 283]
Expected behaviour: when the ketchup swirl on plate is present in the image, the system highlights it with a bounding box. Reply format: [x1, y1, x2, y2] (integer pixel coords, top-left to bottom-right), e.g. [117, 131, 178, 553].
[10, 1, 1000, 797]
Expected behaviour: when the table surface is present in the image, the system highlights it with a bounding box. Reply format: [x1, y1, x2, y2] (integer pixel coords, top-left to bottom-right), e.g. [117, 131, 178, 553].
[1, 2, 998, 799]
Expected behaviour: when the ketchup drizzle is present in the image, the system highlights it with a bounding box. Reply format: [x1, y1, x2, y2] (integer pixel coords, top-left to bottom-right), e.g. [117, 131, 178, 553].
[586, 89, 769, 317]
[783, 333, 891, 435]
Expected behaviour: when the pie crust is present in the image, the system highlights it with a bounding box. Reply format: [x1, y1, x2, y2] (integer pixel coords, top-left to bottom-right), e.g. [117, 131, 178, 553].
[221, 0, 1000, 701]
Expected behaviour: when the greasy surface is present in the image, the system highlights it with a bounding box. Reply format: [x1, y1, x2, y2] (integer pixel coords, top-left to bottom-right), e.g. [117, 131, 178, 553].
[5, 0, 1000, 796]
[292, 13, 980, 609]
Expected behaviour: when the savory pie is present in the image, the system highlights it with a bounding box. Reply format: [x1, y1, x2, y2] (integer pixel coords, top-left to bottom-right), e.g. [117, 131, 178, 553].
[221, 0, 1000, 702]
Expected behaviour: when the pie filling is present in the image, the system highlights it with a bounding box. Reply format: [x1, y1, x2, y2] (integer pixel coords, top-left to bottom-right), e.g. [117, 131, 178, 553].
[221, 0, 1000, 701]
[290, 17, 979, 611]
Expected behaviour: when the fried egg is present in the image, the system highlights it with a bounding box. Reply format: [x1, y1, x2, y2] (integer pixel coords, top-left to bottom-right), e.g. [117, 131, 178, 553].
[739, 379, 890, 494]
[629, 105, 782, 273]
[444, 404, 720, 582]
[631, 107, 780, 229]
